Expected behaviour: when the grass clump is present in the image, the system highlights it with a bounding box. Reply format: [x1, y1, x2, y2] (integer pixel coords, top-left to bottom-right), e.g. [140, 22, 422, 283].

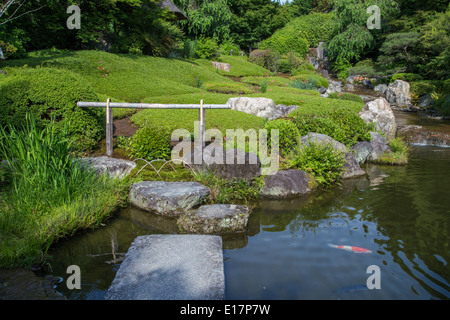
[373, 137, 409, 165]
[328, 92, 364, 104]
[286, 142, 346, 187]
[0, 115, 128, 268]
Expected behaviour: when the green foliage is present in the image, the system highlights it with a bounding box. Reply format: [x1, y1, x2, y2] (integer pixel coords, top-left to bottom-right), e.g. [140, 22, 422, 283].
[203, 81, 252, 94]
[391, 73, 423, 82]
[347, 59, 381, 78]
[260, 29, 309, 57]
[328, 92, 365, 104]
[195, 173, 264, 204]
[220, 41, 241, 56]
[287, 142, 346, 187]
[409, 81, 437, 97]
[174, 0, 233, 42]
[129, 124, 172, 161]
[291, 109, 372, 148]
[0, 115, 128, 267]
[195, 37, 219, 59]
[289, 79, 317, 90]
[291, 74, 329, 88]
[260, 78, 268, 93]
[264, 119, 300, 155]
[331, 57, 352, 80]
[378, 32, 421, 74]
[327, 24, 375, 64]
[248, 49, 280, 72]
[0, 67, 104, 152]
[373, 137, 409, 165]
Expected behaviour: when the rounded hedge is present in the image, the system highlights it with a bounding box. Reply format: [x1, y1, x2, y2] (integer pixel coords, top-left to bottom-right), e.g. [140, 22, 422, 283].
[129, 124, 172, 161]
[0, 67, 103, 152]
[328, 92, 364, 104]
[264, 119, 300, 155]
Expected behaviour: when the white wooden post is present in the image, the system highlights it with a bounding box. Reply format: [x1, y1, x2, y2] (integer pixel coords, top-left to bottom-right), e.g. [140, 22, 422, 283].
[106, 98, 113, 157]
[198, 100, 205, 149]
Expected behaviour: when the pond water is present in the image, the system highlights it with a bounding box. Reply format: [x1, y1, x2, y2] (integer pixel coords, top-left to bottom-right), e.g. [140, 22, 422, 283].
[42, 142, 450, 300]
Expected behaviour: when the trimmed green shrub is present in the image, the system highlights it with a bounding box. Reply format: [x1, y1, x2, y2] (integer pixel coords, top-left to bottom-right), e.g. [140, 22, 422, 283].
[220, 41, 240, 56]
[0, 67, 104, 152]
[203, 81, 253, 94]
[248, 49, 280, 72]
[292, 108, 373, 147]
[287, 141, 346, 187]
[391, 73, 423, 82]
[290, 79, 317, 90]
[260, 78, 268, 93]
[264, 119, 300, 155]
[195, 37, 219, 59]
[129, 124, 172, 161]
[409, 81, 437, 97]
[260, 32, 309, 57]
[291, 74, 329, 88]
[328, 92, 364, 104]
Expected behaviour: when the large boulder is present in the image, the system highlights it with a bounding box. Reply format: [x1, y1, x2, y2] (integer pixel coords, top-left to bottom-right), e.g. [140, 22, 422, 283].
[358, 98, 397, 139]
[374, 84, 388, 95]
[321, 79, 343, 97]
[351, 141, 374, 164]
[300, 132, 348, 153]
[177, 204, 250, 234]
[182, 144, 261, 182]
[79, 156, 136, 179]
[342, 153, 366, 178]
[129, 181, 210, 216]
[227, 97, 288, 120]
[261, 169, 316, 199]
[368, 132, 390, 161]
[385, 80, 412, 107]
[211, 61, 231, 72]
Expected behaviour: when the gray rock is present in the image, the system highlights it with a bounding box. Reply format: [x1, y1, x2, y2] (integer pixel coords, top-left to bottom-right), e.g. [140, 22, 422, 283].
[346, 76, 356, 84]
[324, 79, 343, 95]
[276, 104, 299, 117]
[182, 145, 261, 182]
[227, 97, 280, 120]
[358, 98, 396, 139]
[362, 78, 373, 89]
[318, 86, 327, 94]
[300, 132, 348, 153]
[261, 169, 315, 199]
[129, 181, 210, 216]
[211, 61, 231, 72]
[418, 93, 432, 108]
[351, 141, 374, 164]
[374, 84, 388, 95]
[386, 80, 412, 107]
[343, 83, 355, 91]
[342, 152, 366, 179]
[177, 204, 250, 234]
[368, 132, 390, 161]
[79, 156, 136, 179]
[104, 234, 224, 300]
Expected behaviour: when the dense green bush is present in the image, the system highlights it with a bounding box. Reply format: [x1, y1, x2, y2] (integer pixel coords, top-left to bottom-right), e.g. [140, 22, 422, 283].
[409, 81, 437, 97]
[129, 124, 172, 161]
[289, 79, 317, 90]
[291, 74, 329, 88]
[347, 59, 382, 78]
[0, 67, 104, 152]
[260, 30, 309, 57]
[291, 109, 373, 147]
[391, 73, 423, 82]
[195, 37, 219, 59]
[248, 49, 280, 72]
[287, 142, 346, 187]
[264, 119, 300, 155]
[328, 92, 364, 104]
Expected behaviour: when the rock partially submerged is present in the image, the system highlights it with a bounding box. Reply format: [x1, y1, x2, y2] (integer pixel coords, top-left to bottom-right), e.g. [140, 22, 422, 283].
[129, 181, 210, 216]
[368, 132, 391, 161]
[177, 204, 250, 234]
[181, 145, 261, 182]
[261, 169, 316, 199]
[79, 156, 136, 179]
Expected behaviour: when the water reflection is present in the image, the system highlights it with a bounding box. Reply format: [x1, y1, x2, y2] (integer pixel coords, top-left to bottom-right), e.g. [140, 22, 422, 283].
[46, 146, 449, 300]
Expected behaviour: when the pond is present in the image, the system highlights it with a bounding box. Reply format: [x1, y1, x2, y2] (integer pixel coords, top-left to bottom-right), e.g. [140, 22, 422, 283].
[42, 139, 449, 300]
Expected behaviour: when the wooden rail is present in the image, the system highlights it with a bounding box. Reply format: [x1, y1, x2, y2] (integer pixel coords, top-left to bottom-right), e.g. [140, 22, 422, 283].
[77, 99, 230, 156]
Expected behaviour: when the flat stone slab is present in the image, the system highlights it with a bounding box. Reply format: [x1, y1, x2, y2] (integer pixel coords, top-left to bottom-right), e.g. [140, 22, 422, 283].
[129, 181, 210, 216]
[79, 156, 136, 179]
[104, 235, 224, 300]
[177, 204, 250, 233]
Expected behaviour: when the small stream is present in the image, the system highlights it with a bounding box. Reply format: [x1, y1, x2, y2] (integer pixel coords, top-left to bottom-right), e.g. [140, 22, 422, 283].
[34, 110, 449, 300]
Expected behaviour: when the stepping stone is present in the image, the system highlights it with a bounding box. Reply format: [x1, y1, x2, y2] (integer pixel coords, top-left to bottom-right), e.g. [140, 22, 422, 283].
[79, 156, 136, 179]
[177, 204, 250, 234]
[129, 181, 210, 216]
[104, 234, 225, 300]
